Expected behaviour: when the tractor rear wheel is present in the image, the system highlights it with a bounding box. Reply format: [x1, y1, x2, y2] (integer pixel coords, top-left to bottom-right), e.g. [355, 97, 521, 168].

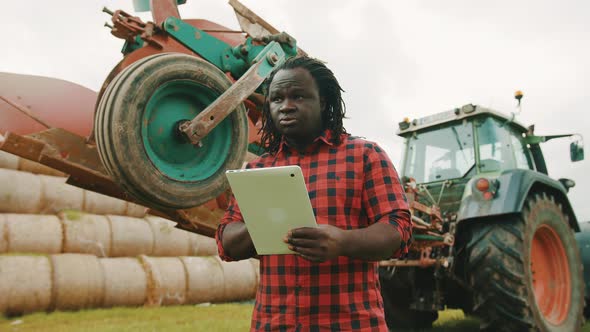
[95, 53, 248, 209]
[465, 193, 584, 331]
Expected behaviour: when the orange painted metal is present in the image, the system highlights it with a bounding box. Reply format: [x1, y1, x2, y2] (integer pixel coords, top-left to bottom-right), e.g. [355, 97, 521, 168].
[0, 72, 96, 137]
[531, 224, 571, 325]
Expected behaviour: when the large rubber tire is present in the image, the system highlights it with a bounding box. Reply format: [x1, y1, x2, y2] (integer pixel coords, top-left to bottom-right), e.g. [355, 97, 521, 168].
[379, 268, 439, 329]
[465, 193, 584, 331]
[95, 53, 248, 209]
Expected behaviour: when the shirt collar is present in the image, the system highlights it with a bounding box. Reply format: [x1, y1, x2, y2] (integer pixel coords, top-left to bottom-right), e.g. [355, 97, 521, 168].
[277, 129, 335, 154]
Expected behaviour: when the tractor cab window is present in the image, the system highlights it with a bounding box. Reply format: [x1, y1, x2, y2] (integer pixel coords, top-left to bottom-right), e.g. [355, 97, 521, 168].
[403, 121, 475, 183]
[475, 117, 516, 173]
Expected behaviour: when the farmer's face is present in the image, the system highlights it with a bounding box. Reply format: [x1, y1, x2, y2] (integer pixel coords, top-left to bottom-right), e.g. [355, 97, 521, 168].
[268, 68, 324, 147]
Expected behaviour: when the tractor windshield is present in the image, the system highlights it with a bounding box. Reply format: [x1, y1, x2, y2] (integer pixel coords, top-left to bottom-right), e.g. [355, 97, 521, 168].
[403, 122, 475, 183]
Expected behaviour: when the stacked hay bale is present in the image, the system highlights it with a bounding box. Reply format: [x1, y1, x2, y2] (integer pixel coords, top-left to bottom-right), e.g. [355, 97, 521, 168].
[0, 151, 258, 315]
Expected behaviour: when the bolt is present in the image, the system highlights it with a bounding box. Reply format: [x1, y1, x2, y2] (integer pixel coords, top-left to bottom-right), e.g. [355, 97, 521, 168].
[104, 22, 113, 29]
[102, 7, 114, 16]
[267, 52, 279, 66]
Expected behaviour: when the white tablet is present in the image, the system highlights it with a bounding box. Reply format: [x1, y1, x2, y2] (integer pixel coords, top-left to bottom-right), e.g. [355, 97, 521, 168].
[225, 165, 318, 255]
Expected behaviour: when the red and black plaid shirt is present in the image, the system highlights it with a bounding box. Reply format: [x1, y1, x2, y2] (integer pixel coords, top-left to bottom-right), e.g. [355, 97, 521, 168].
[216, 131, 412, 331]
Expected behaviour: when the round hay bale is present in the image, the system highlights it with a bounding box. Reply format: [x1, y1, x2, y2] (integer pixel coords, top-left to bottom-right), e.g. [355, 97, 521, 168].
[5, 214, 62, 254]
[18, 158, 65, 177]
[219, 257, 258, 302]
[100, 257, 147, 307]
[0, 215, 7, 253]
[180, 256, 225, 304]
[125, 202, 148, 218]
[0, 255, 52, 315]
[139, 256, 187, 306]
[0, 168, 43, 213]
[38, 175, 84, 214]
[107, 216, 154, 256]
[60, 212, 111, 257]
[83, 191, 127, 216]
[50, 254, 105, 310]
[0, 150, 19, 170]
[145, 216, 190, 256]
[188, 233, 218, 256]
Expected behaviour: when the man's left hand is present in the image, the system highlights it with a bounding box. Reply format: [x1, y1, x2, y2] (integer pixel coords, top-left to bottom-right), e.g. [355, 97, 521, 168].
[284, 225, 346, 262]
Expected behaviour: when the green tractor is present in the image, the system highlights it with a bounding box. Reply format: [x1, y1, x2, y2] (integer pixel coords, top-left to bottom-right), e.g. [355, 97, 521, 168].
[379, 104, 586, 331]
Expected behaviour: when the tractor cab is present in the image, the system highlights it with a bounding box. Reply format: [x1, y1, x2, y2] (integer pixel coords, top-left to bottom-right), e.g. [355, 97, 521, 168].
[397, 104, 582, 215]
[399, 104, 536, 185]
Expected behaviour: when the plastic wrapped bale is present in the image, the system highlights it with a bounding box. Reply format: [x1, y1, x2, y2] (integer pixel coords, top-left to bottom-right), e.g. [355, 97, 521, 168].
[0, 150, 18, 170]
[60, 212, 111, 257]
[218, 257, 258, 302]
[125, 202, 148, 218]
[107, 216, 154, 256]
[139, 256, 187, 306]
[145, 216, 190, 256]
[0, 255, 52, 315]
[0, 168, 43, 213]
[83, 190, 128, 216]
[188, 233, 218, 256]
[38, 175, 84, 214]
[0, 215, 7, 252]
[180, 256, 225, 304]
[101, 257, 147, 307]
[3, 214, 62, 254]
[49, 254, 105, 310]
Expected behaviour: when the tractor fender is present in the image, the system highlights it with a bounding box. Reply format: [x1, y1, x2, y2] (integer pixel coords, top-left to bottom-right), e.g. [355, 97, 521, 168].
[457, 169, 579, 231]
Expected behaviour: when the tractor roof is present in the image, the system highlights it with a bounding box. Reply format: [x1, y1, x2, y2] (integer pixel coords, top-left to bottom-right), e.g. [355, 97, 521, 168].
[397, 104, 529, 136]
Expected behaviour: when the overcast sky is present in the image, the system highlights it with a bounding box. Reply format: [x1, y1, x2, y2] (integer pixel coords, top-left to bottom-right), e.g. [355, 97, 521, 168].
[1, 0, 588, 221]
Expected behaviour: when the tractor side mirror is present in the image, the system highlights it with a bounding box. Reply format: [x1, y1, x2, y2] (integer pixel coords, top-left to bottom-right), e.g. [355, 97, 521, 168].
[570, 141, 584, 162]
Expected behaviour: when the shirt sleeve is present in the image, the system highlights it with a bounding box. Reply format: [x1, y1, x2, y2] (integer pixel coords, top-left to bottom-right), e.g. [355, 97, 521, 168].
[215, 192, 245, 261]
[361, 142, 412, 258]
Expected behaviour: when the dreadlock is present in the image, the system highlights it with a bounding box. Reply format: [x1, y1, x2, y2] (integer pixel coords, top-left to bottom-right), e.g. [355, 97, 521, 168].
[259, 56, 347, 154]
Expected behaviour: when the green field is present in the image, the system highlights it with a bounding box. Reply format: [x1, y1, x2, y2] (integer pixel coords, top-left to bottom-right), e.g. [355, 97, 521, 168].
[0, 304, 588, 331]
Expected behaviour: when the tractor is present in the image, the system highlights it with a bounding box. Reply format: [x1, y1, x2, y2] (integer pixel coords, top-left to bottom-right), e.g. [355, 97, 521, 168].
[379, 103, 586, 331]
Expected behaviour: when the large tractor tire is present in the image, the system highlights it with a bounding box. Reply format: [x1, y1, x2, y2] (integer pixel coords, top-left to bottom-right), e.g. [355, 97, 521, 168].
[465, 193, 584, 331]
[379, 268, 439, 329]
[95, 53, 248, 210]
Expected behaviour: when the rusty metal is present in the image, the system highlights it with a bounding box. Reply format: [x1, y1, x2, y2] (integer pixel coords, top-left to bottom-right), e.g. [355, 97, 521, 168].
[104, 7, 163, 49]
[229, 0, 307, 57]
[229, 0, 279, 38]
[149, 0, 181, 27]
[0, 130, 223, 237]
[179, 59, 269, 145]
[380, 248, 450, 268]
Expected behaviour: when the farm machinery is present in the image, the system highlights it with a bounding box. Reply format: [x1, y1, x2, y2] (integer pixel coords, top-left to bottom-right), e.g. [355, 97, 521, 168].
[1, 1, 588, 331]
[1, 0, 304, 237]
[379, 103, 587, 331]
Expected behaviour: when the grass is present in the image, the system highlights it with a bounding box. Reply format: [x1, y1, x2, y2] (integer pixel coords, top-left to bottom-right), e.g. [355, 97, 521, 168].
[0, 304, 588, 331]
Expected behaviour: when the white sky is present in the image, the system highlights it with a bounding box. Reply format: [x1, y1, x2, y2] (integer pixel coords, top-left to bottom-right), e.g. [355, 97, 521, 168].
[1, 0, 588, 221]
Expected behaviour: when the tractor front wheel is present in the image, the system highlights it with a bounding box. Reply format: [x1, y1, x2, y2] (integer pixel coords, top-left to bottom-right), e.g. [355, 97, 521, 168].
[465, 193, 584, 331]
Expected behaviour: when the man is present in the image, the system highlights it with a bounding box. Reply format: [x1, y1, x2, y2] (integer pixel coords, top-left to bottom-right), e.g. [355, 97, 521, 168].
[216, 56, 412, 331]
